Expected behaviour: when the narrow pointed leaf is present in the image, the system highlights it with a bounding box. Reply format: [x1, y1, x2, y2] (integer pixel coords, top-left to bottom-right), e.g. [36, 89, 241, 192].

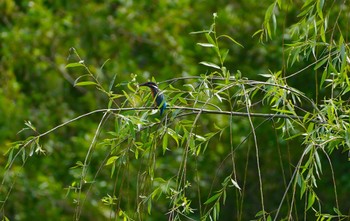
[106, 156, 118, 166]
[109, 74, 117, 92]
[162, 130, 168, 154]
[199, 61, 221, 70]
[197, 43, 215, 48]
[65, 62, 84, 68]
[204, 192, 221, 204]
[75, 81, 97, 87]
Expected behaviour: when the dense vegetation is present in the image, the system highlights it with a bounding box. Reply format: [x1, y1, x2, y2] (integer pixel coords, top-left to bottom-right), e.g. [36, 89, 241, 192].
[1, 0, 350, 220]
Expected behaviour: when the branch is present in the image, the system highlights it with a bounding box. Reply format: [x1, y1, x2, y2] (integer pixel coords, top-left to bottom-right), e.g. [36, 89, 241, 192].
[32, 106, 315, 142]
[170, 106, 308, 121]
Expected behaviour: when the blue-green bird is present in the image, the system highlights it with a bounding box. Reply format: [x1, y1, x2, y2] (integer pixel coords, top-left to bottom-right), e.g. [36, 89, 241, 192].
[139, 82, 166, 116]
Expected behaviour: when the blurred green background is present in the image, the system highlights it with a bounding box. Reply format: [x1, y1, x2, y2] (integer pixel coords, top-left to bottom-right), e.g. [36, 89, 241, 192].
[1, 0, 349, 220]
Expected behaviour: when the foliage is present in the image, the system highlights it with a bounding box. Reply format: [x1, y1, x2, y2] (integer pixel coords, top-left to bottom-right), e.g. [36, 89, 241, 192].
[1, 0, 350, 221]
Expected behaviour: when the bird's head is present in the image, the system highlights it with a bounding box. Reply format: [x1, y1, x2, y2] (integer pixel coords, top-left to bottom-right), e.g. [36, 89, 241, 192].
[139, 82, 158, 89]
[139, 82, 160, 93]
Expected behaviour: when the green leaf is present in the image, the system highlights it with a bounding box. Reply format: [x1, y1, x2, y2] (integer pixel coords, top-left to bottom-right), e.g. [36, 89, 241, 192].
[111, 163, 116, 177]
[22, 147, 26, 163]
[129, 122, 136, 138]
[316, 0, 324, 20]
[105, 156, 118, 166]
[170, 93, 184, 105]
[75, 161, 84, 167]
[127, 82, 136, 93]
[314, 150, 322, 175]
[110, 94, 124, 99]
[108, 99, 113, 109]
[204, 192, 221, 204]
[189, 30, 210, 35]
[178, 97, 188, 105]
[277, 0, 282, 8]
[189, 138, 196, 152]
[307, 122, 315, 132]
[320, 24, 326, 42]
[285, 133, 303, 141]
[221, 49, 230, 63]
[205, 33, 216, 46]
[340, 42, 346, 74]
[328, 62, 338, 74]
[65, 62, 84, 68]
[109, 73, 117, 92]
[29, 140, 35, 156]
[167, 128, 180, 146]
[255, 210, 266, 217]
[217, 35, 244, 48]
[213, 204, 217, 220]
[333, 207, 343, 215]
[147, 197, 152, 214]
[199, 61, 221, 70]
[307, 191, 316, 210]
[123, 90, 133, 104]
[272, 13, 277, 33]
[314, 58, 328, 70]
[194, 134, 206, 142]
[267, 215, 272, 221]
[162, 130, 168, 154]
[320, 69, 328, 88]
[271, 108, 295, 115]
[265, 3, 275, 21]
[74, 81, 97, 87]
[24, 121, 36, 131]
[252, 29, 264, 38]
[264, 3, 276, 39]
[298, 173, 307, 199]
[215, 201, 220, 219]
[197, 43, 215, 48]
[5, 148, 14, 169]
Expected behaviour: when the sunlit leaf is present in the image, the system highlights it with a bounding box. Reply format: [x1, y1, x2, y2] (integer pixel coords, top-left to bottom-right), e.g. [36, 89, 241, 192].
[74, 81, 97, 87]
[167, 128, 181, 146]
[105, 156, 118, 166]
[316, 0, 324, 20]
[197, 43, 215, 48]
[231, 179, 241, 191]
[199, 61, 221, 70]
[252, 29, 264, 38]
[65, 62, 84, 68]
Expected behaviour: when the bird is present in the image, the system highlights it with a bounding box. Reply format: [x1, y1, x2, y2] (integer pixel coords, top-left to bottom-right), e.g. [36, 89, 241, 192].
[139, 82, 166, 116]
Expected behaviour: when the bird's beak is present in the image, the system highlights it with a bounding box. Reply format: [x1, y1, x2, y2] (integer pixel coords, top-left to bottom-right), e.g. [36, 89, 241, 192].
[139, 82, 147, 87]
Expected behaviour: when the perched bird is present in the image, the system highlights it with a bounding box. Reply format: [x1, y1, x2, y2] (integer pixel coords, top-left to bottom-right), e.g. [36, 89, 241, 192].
[139, 82, 166, 116]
